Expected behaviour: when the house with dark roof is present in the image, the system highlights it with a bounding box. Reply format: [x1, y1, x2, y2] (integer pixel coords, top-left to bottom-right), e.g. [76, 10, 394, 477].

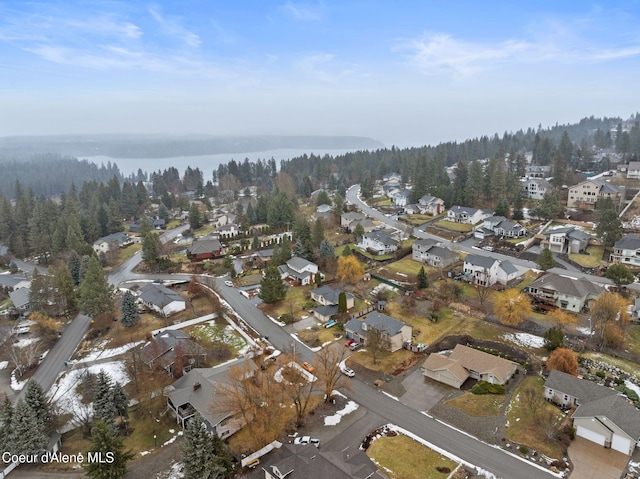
[463, 254, 519, 286]
[541, 226, 592, 254]
[129, 216, 166, 233]
[524, 273, 603, 312]
[544, 370, 640, 455]
[278, 257, 319, 286]
[417, 195, 445, 216]
[139, 284, 186, 317]
[344, 312, 412, 352]
[186, 238, 224, 261]
[310, 285, 355, 309]
[140, 330, 207, 376]
[610, 234, 640, 267]
[422, 344, 518, 389]
[567, 178, 625, 210]
[166, 357, 258, 437]
[92, 232, 133, 255]
[249, 443, 384, 479]
[525, 165, 551, 178]
[358, 231, 398, 255]
[411, 239, 458, 268]
[341, 212, 365, 231]
[9, 286, 31, 311]
[473, 216, 527, 240]
[446, 206, 493, 225]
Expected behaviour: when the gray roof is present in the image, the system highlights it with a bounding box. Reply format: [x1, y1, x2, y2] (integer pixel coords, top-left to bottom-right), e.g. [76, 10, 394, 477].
[546, 370, 640, 439]
[345, 311, 407, 338]
[278, 264, 311, 282]
[342, 212, 365, 222]
[464, 254, 497, 269]
[94, 232, 130, 245]
[140, 330, 206, 369]
[499, 260, 518, 276]
[255, 248, 274, 258]
[449, 205, 480, 216]
[187, 238, 222, 255]
[166, 358, 258, 428]
[139, 284, 185, 308]
[527, 273, 603, 299]
[528, 178, 552, 188]
[312, 285, 354, 305]
[287, 256, 317, 272]
[614, 234, 640, 251]
[363, 230, 398, 247]
[567, 229, 592, 241]
[9, 287, 30, 309]
[426, 245, 457, 260]
[413, 238, 440, 249]
[0, 273, 27, 289]
[313, 304, 339, 318]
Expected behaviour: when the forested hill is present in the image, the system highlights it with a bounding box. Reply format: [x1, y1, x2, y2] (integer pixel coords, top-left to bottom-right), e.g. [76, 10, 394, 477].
[0, 134, 384, 159]
[0, 154, 121, 199]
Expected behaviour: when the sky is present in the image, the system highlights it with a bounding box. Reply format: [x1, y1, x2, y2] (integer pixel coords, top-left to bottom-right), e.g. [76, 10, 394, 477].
[0, 0, 639, 147]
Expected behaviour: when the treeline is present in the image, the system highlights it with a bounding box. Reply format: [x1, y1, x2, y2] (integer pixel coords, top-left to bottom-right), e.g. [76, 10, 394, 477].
[0, 154, 122, 199]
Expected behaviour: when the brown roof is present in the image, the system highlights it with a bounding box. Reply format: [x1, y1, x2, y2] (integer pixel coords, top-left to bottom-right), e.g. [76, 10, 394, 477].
[449, 344, 516, 383]
[422, 353, 470, 382]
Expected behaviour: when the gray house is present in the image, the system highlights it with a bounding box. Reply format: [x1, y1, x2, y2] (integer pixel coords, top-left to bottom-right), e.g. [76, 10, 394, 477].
[541, 226, 592, 254]
[344, 312, 412, 352]
[524, 273, 603, 312]
[411, 239, 458, 268]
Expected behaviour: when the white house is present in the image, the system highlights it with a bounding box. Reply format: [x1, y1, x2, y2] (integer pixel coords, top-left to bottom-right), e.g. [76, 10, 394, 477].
[627, 161, 640, 180]
[522, 178, 552, 200]
[541, 226, 592, 254]
[474, 216, 527, 240]
[92, 232, 133, 255]
[446, 206, 493, 225]
[278, 257, 319, 286]
[524, 273, 603, 312]
[463, 254, 519, 286]
[359, 231, 398, 255]
[610, 234, 640, 267]
[418, 195, 445, 216]
[214, 223, 241, 238]
[139, 284, 187, 317]
[392, 189, 411, 207]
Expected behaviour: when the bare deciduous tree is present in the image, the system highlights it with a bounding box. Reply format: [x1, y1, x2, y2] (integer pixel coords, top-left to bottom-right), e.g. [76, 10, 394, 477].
[315, 346, 352, 402]
[521, 386, 545, 418]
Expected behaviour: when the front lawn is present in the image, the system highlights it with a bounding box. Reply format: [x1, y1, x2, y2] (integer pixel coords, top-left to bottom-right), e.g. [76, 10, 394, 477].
[445, 392, 504, 416]
[400, 214, 433, 226]
[505, 376, 565, 459]
[624, 324, 640, 356]
[260, 285, 313, 322]
[117, 243, 142, 263]
[348, 346, 414, 374]
[569, 246, 604, 268]
[366, 433, 458, 479]
[433, 220, 473, 232]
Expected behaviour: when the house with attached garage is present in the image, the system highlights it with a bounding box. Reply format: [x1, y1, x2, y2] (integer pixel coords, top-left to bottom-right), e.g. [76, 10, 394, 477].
[140, 329, 207, 376]
[609, 234, 640, 267]
[446, 206, 493, 225]
[186, 238, 224, 261]
[278, 257, 320, 286]
[544, 370, 640, 455]
[411, 239, 458, 268]
[417, 195, 445, 216]
[92, 232, 134, 255]
[541, 226, 592, 254]
[358, 230, 398, 255]
[524, 272, 603, 312]
[462, 254, 519, 286]
[473, 216, 527, 240]
[139, 283, 186, 317]
[310, 285, 355, 309]
[422, 344, 518, 389]
[344, 312, 412, 352]
[567, 178, 625, 210]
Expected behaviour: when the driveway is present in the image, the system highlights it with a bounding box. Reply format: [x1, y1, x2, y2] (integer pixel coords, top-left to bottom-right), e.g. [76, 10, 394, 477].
[568, 437, 629, 479]
[399, 368, 450, 411]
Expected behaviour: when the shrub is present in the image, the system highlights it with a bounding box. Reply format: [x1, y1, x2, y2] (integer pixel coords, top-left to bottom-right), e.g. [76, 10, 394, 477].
[519, 446, 529, 455]
[279, 313, 294, 324]
[595, 371, 606, 379]
[471, 380, 505, 395]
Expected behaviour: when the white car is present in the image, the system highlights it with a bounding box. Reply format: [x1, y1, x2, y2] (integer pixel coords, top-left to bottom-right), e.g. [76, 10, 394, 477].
[293, 436, 320, 447]
[224, 280, 233, 287]
[340, 366, 355, 377]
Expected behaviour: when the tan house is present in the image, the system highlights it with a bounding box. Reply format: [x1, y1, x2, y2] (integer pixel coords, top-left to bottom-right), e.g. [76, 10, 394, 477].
[567, 178, 625, 210]
[422, 344, 518, 389]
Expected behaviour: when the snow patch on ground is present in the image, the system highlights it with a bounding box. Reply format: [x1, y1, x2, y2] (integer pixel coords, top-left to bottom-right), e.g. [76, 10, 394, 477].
[324, 400, 359, 426]
[575, 326, 594, 336]
[157, 461, 184, 479]
[76, 341, 144, 363]
[0, 361, 8, 370]
[14, 337, 39, 348]
[11, 369, 28, 390]
[502, 332, 544, 349]
[625, 380, 640, 398]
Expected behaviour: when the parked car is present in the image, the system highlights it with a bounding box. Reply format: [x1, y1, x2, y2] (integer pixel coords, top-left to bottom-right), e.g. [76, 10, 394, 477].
[324, 319, 337, 328]
[349, 342, 362, 351]
[224, 280, 234, 287]
[345, 339, 355, 348]
[294, 436, 320, 447]
[340, 365, 355, 377]
[301, 361, 315, 373]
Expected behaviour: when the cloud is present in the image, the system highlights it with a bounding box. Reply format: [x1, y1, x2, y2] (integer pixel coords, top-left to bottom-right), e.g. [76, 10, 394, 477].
[280, 1, 324, 21]
[148, 6, 201, 48]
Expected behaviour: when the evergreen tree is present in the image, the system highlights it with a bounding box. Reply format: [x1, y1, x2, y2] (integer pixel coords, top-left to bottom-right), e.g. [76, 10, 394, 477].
[341, 245, 352, 256]
[318, 239, 335, 259]
[353, 223, 365, 243]
[543, 327, 565, 351]
[188, 203, 202, 230]
[537, 248, 556, 271]
[54, 264, 77, 314]
[24, 379, 54, 434]
[251, 230, 260, 250]
[271, 237, 292, 266]
[314, 271, 322, 286]
[360, 172, 375, 199]
[120, 291, 140, 327]
[142, 231, 163, 265]
[84, 420, 134, 479]
[181, 413, 229, 479]
[11, 399, 48, 456]
[311, 219, 325, 249]
[259, 264, 287, 304]
[0, 394, 14, 453]
[511, 193, 524, 221]
[111, 382, 129, 421]
[417, 266, 429, 289]
[338, 291, 347, 313]
[79, 256, 114, 316]
[606, 264, 635, 290]
[93, 371, 117, 428]
[596, 207, 623, 247]
[139, 216, 153, 237]
[466, 160, 484, 204]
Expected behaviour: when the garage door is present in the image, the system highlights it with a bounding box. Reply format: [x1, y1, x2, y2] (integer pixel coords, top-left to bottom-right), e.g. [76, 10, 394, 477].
[576, 425, 606, 446]
[611, 434, 632, 455]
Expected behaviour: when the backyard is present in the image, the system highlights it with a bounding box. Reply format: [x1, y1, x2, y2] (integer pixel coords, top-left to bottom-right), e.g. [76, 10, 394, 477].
[568, 245, 604, 268]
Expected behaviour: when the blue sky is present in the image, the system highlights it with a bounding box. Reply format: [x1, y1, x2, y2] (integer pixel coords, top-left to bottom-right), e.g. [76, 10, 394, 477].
[0, 1, 639, 146]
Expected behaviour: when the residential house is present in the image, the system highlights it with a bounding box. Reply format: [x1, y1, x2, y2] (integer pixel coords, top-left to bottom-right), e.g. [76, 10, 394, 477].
[253, 443, 383, 479]
[417, 195, 445, 216]
[253, 248, 274, 263]
[92, 232, 134, 255]
[522, 178, 552, 200]
[525, 165, 551, 178]
[609, 234, 640, 267]
[411, 239, 458, 268]
[463, 254, 519, 286]
[567, 178, 625, 210]
[139, 283, 186, 317]
[392, 189, 411, 207]
[359, 231, 398, 255]
[627, 161, 640, 180]
[341, 212, 365, 230]
[129, 216, 166, 233]
[541, 226, 592, 254]
[422, 344, 518, 389]
[140, 330, 207, 376]
[278, 257, 320, 286]
[383, 172, 402, 183]
[524, 273, 603, 312]
[9, 286, 31, 311]
[473, 216, 527, 240]
[214, 212, 237, 227]
[310, 285, 355, 309]
[166, 357, 258, 437]
[544, 370, 640, 455]
[446, 206, 493, 225]
[403, 204, 422, 215]
[214, 223, 241, 238]
[314, 204, 332, 220]
[186, 238, 224, 261]
[344, 312, 412, 352]
[349, 218, 376, 233]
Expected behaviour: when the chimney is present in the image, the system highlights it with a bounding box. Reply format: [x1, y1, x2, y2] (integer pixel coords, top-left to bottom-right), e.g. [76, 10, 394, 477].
[193, 382, 201, 391]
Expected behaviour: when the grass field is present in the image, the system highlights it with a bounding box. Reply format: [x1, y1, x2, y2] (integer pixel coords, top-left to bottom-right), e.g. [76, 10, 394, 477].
[569, 246, 604, 268]
[400, 214, 433, 226]
[433, 220, 473, 232]
[505, 376, 564, 459]
[117, 243, 142, 263]
[445, 392, 504, 416]
[625, 324, 640, 355]
[366, 433, 458, 479]
[260, 285, 313, 321]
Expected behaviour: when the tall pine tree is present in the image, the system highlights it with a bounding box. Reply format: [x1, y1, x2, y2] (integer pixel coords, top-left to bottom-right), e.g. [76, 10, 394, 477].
[181, 413, 232, 479]
[120, 291, 140, 327]
[84, 420, 134, 479]
[79, 256, 114, 316]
